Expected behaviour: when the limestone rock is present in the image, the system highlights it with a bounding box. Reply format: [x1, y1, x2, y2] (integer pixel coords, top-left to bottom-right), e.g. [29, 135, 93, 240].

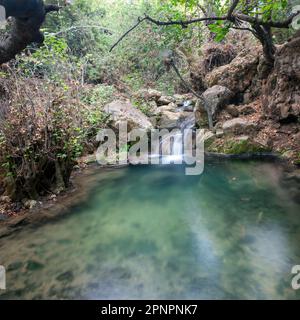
[205, 47, 262, 94]
[157, 95, 176, 106]
[104, 100, 153, 131]
[0, 196, 11, 204]
[154, 103, 177, 115]
[240, 105, 256, 115]
[157, 111, 180, 129]
[202, 85, 234, 117]
[222, 118, 257, 135]
[157, 111, 195, 130]
[226, 105, 239, 117]
[136, 89, 162, 101]
[262, 35, 300, 121]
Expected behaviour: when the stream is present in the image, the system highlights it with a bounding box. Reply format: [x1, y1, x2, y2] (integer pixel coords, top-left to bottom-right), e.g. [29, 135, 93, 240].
[0, 160, 300, 299]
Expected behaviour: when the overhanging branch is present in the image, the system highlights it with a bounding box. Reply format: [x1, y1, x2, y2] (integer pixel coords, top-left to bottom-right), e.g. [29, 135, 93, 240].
[110, 7, 300, 52]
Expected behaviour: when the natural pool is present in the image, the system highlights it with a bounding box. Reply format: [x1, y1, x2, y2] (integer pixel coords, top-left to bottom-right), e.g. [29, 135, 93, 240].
[0, 160, 300, 300]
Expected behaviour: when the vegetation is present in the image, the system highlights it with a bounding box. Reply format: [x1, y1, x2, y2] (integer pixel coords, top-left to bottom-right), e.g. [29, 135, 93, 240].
[0, 0, 299, 202]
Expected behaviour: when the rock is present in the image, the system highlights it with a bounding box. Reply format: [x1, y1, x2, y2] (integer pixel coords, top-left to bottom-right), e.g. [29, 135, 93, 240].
[284, 170, 300, 183]
[7, 261, 23, 271]
[157, 95, 176, 106]
[207, 136, 270, 154]
[56, 271, 74, 282]
[202, 85, 234, 117]
[136, 89, 162, 101]
[180, 100, 194, 112]
[222, 118, 257, 135]
[262, 34, 300, 121]
[173, 94, 190, 103]
[226, 105, 239, 117]
[157, 111, 182, 129]
[240, 105, 256, 115]
[205, 47, 262, 94]
[157, 111, 194, 130]
[153, 103, 177, 115]
[25, 260, 44, 271]
[0, 196, 11, 204]
[216, 129, 224, 138]
[23, 200, 37, 209]
[196, 130, 215, 143]
[104, 100, 153, 131]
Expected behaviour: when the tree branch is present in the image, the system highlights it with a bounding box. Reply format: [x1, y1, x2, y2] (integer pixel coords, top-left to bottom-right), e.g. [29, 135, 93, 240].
[109, 17, 146, 52]
[227, 0, 240, 20]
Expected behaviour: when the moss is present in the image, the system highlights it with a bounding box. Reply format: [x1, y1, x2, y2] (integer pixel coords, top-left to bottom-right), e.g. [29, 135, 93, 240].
[204, 135, 216, 149]
[207, 138, 271, 155]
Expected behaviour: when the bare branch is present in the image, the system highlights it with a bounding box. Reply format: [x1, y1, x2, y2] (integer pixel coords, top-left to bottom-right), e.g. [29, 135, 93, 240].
[109, 17, 146, 52]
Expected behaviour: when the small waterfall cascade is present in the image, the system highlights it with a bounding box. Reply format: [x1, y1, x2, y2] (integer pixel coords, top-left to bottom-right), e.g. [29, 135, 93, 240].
[154, 103, 196, 162]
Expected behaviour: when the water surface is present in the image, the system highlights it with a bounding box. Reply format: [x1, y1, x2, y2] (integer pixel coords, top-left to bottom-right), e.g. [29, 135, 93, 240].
[0, 160, 300, 299]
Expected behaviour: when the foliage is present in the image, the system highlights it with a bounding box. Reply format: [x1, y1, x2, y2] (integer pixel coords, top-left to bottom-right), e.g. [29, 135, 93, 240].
[0, 74, 108, 200]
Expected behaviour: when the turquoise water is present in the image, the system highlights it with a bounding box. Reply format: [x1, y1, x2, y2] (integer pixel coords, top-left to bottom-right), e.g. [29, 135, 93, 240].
[0, 160, 300, 299]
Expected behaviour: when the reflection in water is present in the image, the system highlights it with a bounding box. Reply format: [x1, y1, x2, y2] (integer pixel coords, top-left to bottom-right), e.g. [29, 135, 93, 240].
[0, 160, 300, 300]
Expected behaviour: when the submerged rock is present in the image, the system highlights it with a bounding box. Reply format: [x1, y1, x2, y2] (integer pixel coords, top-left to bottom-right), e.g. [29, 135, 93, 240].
[25, 260, 44, 271]
[56, 271, 74, 282]
[7, 261, 23, 272]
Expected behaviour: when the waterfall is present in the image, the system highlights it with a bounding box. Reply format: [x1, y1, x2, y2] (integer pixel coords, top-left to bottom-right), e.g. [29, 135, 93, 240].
[154, 110, 195, 163]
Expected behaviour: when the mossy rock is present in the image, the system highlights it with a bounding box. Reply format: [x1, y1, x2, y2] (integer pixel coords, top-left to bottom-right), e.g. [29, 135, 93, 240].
[207, 137, 271, 155]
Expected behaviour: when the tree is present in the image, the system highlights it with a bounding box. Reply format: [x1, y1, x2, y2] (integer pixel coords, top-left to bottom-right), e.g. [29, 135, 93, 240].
[111, 0, 300, 67]
[0, 0, 59, 64]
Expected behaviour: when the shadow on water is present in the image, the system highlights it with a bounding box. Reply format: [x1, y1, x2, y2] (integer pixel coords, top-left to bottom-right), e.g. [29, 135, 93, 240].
[0, 159, 300, 299]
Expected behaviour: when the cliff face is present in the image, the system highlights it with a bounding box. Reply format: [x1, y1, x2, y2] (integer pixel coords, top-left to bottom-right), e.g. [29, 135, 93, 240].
[192, 33, 300, 166]
[262, 36, 300, 122]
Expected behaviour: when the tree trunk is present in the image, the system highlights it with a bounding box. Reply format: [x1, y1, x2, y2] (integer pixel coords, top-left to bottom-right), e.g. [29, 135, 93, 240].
[0, 0, 59, 64]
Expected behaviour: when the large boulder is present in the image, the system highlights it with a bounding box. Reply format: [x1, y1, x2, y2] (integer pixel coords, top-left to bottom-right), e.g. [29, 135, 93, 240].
[104, 100, 153, 131]
[157, 111, 180, 129]
[262, 34, 300, 121]
[157, 111, 195, 129]
[205, 47, 262, 96]
[202, 85, 234, 117]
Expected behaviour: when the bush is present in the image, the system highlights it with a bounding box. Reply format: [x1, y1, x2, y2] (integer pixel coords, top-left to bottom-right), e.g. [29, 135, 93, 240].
[0, 75, 107, 200]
